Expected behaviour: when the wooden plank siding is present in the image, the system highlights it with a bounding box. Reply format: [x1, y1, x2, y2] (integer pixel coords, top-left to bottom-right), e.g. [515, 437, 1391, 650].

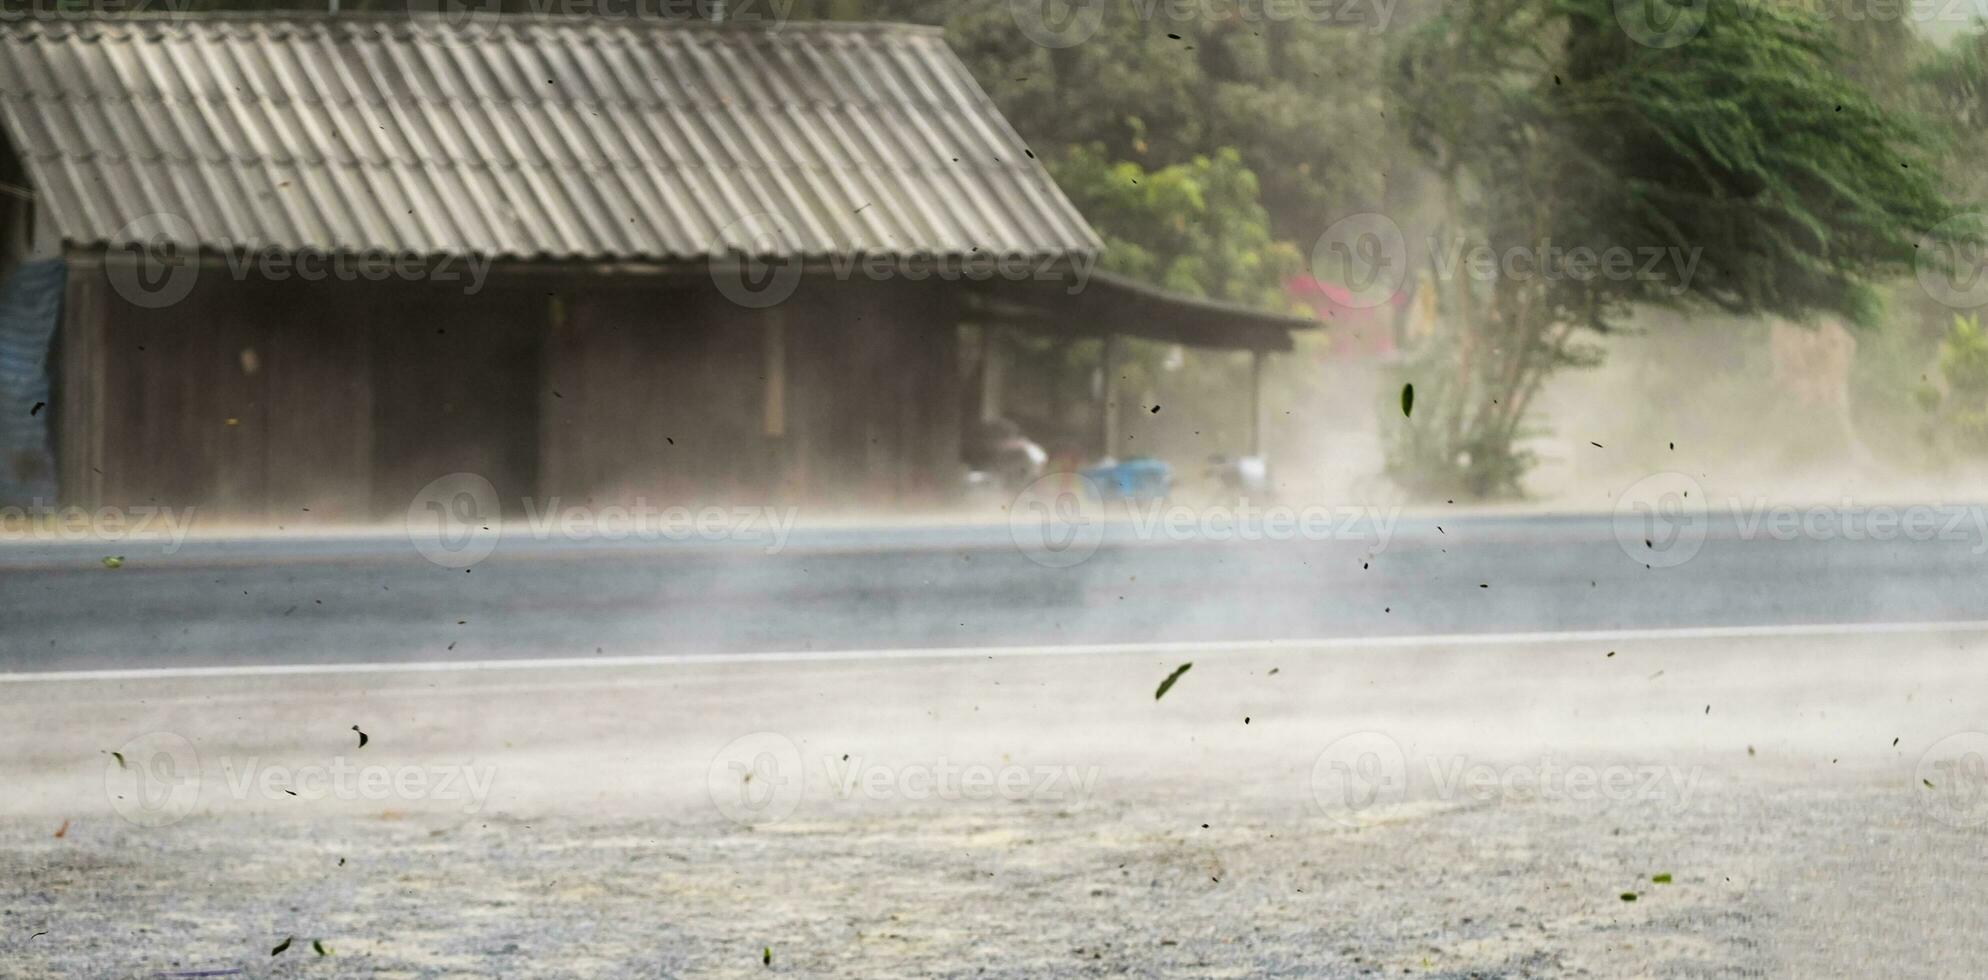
[57, 263, 967, 521]
[782, 277, 962, 508]
[538, 284, 768, 508]
[367, 287, 541, 519]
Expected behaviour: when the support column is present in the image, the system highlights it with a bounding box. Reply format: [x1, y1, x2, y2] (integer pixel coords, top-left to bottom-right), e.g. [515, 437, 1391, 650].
[1100, 333, 1121, 459]
[763, 313, 787, 438]
[1248, 348, 1266, 458]
[977, 326, 1003, 422]
[57, 254, 103, 508]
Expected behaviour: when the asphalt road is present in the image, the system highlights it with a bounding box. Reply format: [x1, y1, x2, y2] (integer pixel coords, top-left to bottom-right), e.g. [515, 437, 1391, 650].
[5, 509, 1988, 976]
[3, 508, 1987, 673]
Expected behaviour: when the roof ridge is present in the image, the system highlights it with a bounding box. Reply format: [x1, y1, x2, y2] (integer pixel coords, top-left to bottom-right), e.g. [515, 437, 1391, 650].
[0, 11, 945, 37]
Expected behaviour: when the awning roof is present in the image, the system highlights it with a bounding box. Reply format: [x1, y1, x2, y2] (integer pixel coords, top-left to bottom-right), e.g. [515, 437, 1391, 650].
[972, 269, 1318, 352]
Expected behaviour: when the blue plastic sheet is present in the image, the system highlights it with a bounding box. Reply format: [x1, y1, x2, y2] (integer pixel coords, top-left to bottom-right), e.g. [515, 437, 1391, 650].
[0, 258, 66, 506]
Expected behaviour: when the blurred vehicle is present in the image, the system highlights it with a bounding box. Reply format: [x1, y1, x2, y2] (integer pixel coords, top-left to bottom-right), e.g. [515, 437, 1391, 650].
[1204, 454, 1273, 505]
[963, 418, 1048, 493]
[1080, 456, 1174, 501]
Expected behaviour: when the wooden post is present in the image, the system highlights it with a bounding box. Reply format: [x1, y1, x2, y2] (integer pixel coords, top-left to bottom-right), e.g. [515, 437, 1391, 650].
[57, 253, 104, 508]
[537, 290, 565, 502]
[1249, 348, 1266, 458]
[978, 326, 1003, 422]
[762, 309, 791, 500]
[1100, 333, 1121, 458]
[762, 313, 787, 438]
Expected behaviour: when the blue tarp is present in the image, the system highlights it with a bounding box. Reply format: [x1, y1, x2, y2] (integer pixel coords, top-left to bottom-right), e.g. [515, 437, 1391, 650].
[0, 258, 66, 506]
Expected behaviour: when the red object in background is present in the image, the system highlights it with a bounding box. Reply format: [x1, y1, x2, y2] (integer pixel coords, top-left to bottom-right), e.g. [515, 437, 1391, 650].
[1286, 276, 1406, 360]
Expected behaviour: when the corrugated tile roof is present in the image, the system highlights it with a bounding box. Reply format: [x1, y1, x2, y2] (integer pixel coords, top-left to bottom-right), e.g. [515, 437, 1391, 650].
[0, 13, 1102, 263]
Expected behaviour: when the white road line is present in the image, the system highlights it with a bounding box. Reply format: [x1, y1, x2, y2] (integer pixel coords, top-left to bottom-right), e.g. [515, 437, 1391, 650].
[4, 619, 1986, 684]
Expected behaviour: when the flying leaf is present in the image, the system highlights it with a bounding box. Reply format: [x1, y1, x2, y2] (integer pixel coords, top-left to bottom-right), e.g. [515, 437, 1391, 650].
[1651, 873, 1672, 884]
[762, 946, 771, 966]
[313, 940, 329, 956]
[1400, 383, 1414, 418]
[1154, 662, 1193, 701]
[100, 556, 123, 569]
[352, 725, 369, 749]
[271, 936, 293, 956]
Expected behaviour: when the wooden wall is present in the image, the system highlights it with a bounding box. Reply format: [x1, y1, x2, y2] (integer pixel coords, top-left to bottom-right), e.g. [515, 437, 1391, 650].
[59, 261, 966, 521]
[539, 283, 769, 507]
[781, 277, 962, 507]
[66, 265, 384, 523]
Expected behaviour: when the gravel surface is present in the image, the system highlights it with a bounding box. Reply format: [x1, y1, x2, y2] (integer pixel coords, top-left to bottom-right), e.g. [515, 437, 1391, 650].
[4, 633, 1986, 977]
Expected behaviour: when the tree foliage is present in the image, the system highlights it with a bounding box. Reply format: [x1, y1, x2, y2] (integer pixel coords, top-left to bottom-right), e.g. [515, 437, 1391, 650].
[1386, 0, 1959, 496]
[1050, 144, 1302, 310]
[1918, 314, 1988, 455]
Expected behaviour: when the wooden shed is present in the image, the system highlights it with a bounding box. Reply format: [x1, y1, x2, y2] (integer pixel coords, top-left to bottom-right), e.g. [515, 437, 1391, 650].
[0, 12, 1310, 521]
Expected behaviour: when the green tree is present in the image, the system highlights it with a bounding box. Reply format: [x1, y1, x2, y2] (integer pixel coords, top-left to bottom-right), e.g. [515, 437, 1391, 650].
[1919, 314, 1988, 454]
[1051, 144, 1302, 310]
[1000, 145, 1303, 459]
[1385, 0, 1959, 497]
